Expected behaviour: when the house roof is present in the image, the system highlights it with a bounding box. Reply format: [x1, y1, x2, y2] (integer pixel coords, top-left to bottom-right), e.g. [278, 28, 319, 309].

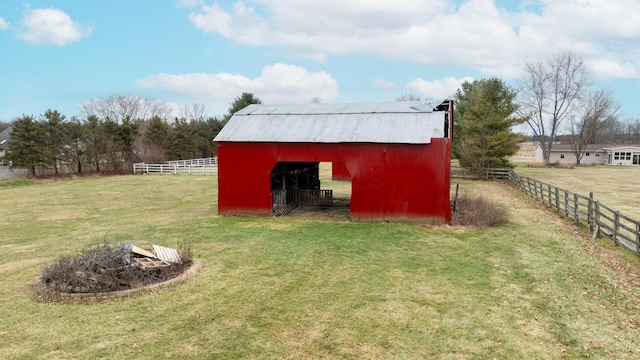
[0, 126, 11, 150]
[601, 145, 640, 151]
[539, 144, 640, 152]
[214, 101, 449, 144]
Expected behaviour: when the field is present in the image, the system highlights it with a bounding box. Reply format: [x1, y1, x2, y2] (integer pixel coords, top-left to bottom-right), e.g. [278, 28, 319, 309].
[2, 169, 640, 358]
[513, 164, 640, 220]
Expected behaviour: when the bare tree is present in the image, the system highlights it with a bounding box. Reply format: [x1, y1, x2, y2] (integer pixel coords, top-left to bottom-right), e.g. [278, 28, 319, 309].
[519, 51, 590, 164]
[181, 103, 207, 122]
[310, 97, 322, 104]
[610, 117, 640, 144]
[396, 93, 422, 101]
[82, 94, 171, 122]
[566, 90, 619, 164]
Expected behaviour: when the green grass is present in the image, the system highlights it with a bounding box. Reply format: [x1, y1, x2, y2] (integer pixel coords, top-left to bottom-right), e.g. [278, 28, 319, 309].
[2, 173, 640, 358]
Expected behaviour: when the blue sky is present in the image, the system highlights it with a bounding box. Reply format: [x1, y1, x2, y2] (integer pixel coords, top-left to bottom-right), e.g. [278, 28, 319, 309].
[1, 0, 639, 125]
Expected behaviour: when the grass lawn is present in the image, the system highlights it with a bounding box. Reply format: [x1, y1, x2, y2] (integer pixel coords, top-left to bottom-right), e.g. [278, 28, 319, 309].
[2, 172, 640, 358]
[513, 164, 640, 220]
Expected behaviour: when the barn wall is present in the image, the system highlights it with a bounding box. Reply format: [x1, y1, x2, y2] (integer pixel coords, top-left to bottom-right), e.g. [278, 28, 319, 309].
[331, 162, 350, 181]
[217, 139, 452, 223]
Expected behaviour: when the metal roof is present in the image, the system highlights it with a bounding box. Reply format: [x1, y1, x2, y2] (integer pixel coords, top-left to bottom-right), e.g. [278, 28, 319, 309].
[0, 126, 11, 150]
[214, 101, 448, 144]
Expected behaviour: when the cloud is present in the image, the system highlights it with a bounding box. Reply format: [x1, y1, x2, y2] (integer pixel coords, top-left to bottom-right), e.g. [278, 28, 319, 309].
[18, 8, 92, 45]
[0, 17, 10, 30]
[185, 0, 640, 80]
[587, 58, 639, 80]
[406, 76, 474, 100]
[135, 63, 339, 112]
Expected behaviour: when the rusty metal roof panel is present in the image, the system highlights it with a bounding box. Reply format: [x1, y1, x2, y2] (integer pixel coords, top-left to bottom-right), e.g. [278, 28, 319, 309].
[215, 102, 446, 144]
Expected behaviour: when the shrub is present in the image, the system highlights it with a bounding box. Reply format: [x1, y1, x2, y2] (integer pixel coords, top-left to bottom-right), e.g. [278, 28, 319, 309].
[452, 192, 509, 228]
[526, 162, 546, 168]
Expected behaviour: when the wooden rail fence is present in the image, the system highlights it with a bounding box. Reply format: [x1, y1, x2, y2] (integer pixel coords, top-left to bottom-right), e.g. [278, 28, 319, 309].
[490, 168, 640, 257]
[133, 161, 218, 175]
[452, 166, 514, 180]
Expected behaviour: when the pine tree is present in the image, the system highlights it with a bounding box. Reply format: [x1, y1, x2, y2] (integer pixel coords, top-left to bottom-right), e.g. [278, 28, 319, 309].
[454, 78, 526, 176]
[6, 115, 48, 177]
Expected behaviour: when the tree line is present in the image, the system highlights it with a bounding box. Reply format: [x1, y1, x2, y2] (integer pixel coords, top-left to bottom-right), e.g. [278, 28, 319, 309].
[3, 93, 262, 177]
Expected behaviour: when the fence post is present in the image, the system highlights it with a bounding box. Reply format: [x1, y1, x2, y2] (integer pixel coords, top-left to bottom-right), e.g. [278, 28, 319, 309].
[574, 193, 579, 224]
[547, 184, 552, 207]
[594, 201, 601, 239]
[539, 182, 544, 201]
[636, 221, 640, 257]
[539, 182, 544, 202]
[613, 211, 620, 246]
[588, 192, 594, 231]
[527, 177, 533, 197]
[555, 188, 560, 211]
[564, 190, 569, 217]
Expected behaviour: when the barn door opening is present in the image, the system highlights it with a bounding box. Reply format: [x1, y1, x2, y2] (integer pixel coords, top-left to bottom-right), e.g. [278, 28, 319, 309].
[271, 162, 349, 217]
[271, 162, 322, 215]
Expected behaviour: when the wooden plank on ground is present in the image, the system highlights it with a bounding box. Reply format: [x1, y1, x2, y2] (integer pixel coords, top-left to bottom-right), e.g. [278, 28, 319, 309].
[133, 257, 171, 269]
[131, 246, 156, 258]
[153, 245, 182, 264]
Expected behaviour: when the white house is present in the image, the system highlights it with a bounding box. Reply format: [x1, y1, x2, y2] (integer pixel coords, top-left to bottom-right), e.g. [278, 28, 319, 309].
[602, 146, 640, 166]
[0, 126, 10, 161]
[534, 144, 640, 166]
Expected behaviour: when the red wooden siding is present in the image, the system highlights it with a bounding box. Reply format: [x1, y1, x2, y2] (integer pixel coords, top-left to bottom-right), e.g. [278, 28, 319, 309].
[331, 162, 351, 181]
[217, 138, 452, 223]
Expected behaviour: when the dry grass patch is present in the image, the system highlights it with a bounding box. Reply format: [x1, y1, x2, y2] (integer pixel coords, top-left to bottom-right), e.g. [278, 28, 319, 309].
[526, 161, 546, 168]
[514, 164, 640, 219]
[452, 191, 509, 228]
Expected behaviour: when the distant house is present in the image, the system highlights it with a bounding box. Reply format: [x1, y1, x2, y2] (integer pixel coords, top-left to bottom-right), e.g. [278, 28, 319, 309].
[0, 126, 10, 161]
[534, 143, 640, 166]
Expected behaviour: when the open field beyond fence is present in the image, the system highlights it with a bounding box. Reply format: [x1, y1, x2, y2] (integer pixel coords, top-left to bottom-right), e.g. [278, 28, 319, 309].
[3, 172, 640, 358]
[513, 164, 640, 221]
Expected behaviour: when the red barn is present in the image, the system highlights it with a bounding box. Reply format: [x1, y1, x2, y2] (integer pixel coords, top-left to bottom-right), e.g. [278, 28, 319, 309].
[214, 100, 453, 224]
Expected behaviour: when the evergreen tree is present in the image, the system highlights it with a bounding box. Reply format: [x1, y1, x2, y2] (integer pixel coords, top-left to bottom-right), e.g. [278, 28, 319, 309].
[64, 117, 85, 173]
[42, 109, 66, 175]
[454, 78, 526, 176]
[169, 118, 197, 160]
[83, 115, 105, 172]
[144, 115, 171, 149]
[6, 115, 48, 177]
[194, 117, 224, 158]
[222, 93, 262, 123]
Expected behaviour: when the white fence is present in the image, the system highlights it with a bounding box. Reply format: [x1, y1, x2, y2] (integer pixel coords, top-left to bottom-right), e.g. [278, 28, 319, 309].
[167, 157, 217, 166]
[133, 157, 218, 175]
